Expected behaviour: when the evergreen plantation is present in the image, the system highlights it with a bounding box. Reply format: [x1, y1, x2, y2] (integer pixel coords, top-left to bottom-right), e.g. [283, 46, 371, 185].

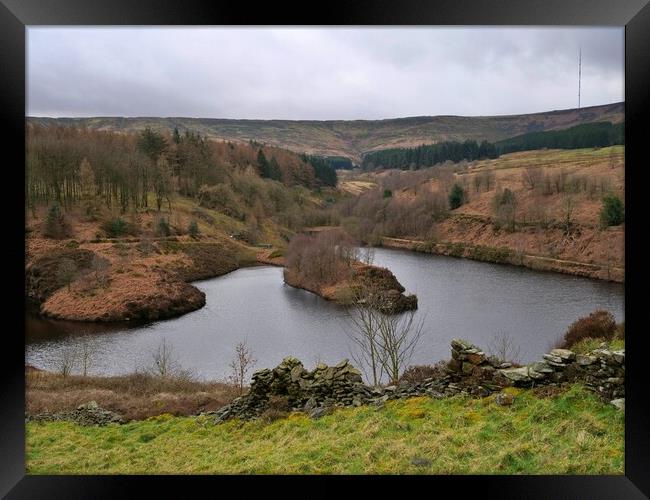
[361, 121, 624, 170]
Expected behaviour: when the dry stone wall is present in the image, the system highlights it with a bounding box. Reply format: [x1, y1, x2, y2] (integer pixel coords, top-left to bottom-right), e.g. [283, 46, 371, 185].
[207, 338, 625, 424]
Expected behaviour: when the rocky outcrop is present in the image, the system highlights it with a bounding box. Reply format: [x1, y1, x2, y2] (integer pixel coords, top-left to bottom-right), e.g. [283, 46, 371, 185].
[205, 338, 625, 424]
[28, 401, 124, 426]
[351, 265, 418, 314]
[284, 263, 418, 314]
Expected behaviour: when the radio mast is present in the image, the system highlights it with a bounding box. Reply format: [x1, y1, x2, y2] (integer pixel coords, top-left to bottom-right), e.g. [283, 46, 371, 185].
[578, 48, 582, 109]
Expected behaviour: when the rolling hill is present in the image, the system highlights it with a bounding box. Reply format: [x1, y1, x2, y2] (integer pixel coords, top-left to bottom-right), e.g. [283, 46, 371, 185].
[28, 102, 623, 163]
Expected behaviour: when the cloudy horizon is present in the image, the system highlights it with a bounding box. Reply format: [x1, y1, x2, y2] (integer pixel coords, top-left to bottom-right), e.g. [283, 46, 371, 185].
[27, 27, 624, 120]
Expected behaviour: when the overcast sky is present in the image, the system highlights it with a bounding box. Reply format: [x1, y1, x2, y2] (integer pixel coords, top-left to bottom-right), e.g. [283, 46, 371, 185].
[27, 27, 624, 120]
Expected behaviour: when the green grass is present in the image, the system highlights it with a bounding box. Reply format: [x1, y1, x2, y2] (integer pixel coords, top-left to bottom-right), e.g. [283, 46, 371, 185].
[26, 384, 623, 474]
[468, 145, 624, 173]
[570, 337, 625, 355]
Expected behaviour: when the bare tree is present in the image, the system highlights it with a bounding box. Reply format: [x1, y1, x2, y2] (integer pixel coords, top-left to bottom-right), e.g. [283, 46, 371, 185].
[57, 346, 77, 377]
[150, 338, 179, 378]
[493, 188, 517, 231]
[487, 331, 521, 365]
[359, 246, 375, 266]
[376, 310, 425, 385]
[78, 336, 96, 377]
[90, 254, 110, 288]
[346, 289, 424, 386]
[228, 341, 257, 395]
[480, 170, 496, 192]
[473, 173, 483, 193]
[521, 166, 543, 191]
[56, 258, 78, 292]
[345, 293, 384, 387]
[563, 194, 575, 234]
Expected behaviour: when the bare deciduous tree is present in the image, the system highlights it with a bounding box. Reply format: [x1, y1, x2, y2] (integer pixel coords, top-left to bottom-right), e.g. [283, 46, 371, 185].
[150, 338, 179, 378]
[345, 292, 384, 387]
[56, 258, 78, 292]
[521, 166, 543, 191]
[563, 194, 575, 234]
[376, 310, 425, 385]
[90, 254, 110, 288]
[359, 246, 375, 266]
[228, 341, 257, 395]
[346, 289, 425, 386]
[487, 331, 521, 365]
[57, 346, 78, 377]
[473, 173, 483, 193]
[78, 336, 96, 376]
[480, 170, 496, 192]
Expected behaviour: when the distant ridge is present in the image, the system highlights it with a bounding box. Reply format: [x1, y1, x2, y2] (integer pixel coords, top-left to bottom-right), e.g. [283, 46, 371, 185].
[28, 102, 623, 162]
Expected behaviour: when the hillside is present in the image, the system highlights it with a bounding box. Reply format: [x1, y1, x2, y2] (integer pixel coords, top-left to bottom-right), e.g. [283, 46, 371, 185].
[336, 146, 625, 281]
[25, 125, 339, 322]
[28, 102, 623, 163]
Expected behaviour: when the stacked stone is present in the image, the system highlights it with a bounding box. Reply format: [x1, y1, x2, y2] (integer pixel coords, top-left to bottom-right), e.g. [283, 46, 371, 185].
[27, 401, 124, 426]
[206, 339, 627, 425]
[498, 348, 573, 386]
[445, 339, 510, 396]
[209, 357, 372, 423]
[497, 345, 625, 407]
[575, 348, 624, 402]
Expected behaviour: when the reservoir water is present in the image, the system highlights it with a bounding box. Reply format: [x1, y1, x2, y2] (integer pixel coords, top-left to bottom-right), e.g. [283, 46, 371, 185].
[26, 248, 624, 381]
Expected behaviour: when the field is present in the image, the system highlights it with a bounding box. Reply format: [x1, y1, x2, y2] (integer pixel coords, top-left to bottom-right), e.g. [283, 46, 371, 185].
[26, 384, 623, 475]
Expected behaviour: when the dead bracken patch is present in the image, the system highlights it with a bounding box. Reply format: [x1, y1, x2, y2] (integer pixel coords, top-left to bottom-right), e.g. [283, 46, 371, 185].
[26, 368, 239, 422]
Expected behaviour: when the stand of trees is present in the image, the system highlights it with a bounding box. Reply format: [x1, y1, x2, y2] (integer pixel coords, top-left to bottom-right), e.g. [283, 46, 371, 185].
[26, 125, 333, 215]
[300, 155, 338, 187]
[360, 121, 623, 171]
[314, 156, 354, 170]
[361, 140, 498, 170]
[494, 122, 624, 154]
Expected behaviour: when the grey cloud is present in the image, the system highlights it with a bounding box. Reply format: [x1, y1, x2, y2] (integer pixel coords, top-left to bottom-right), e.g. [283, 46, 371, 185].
[27, 27, 624, 119]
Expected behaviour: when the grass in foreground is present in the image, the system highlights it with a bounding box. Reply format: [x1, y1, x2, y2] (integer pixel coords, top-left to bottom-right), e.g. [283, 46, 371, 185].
[26, 384, 623, 474]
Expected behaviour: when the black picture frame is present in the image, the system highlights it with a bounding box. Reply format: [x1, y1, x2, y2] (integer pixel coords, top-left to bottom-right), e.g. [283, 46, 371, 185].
[2, 0, 649, 496]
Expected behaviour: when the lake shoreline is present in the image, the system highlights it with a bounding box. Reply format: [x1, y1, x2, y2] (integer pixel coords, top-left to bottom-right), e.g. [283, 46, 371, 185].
[26, 248, 624, 377]
[380, 237, 624, 284]
[26, 236, 257, 324]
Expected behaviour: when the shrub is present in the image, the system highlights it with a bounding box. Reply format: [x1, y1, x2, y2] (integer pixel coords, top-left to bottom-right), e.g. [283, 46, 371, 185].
[561, 310, 617, 349]
[492, 188, 517, 232]
[188, 220, 199, 238]
[383, 189, 393, 198]
[101, 217, 130, 238]
[399, 361, 448, 384]
[56, 258, 78, 291]
[44, 202, 69, 239]
[198, 183, 245, 220]
[285, 229, 358, 285]
[448, 183, 466, 210]
[156, 217, 171, 237]
[616, 321, 624, 340]
[599, 194, 624, 227]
